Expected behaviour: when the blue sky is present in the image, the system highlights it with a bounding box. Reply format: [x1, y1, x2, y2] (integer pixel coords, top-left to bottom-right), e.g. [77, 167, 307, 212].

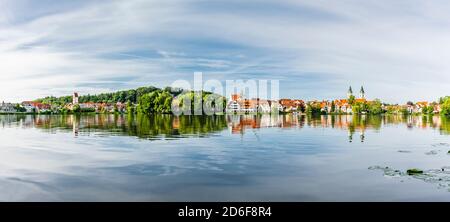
[0, 0, 449, 103]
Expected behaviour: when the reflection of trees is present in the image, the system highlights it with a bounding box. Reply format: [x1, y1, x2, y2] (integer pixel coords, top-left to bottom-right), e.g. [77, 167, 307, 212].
[0, 114, 228, 139]
[441, 117, 450, 135]
[133, 114, 228, 137]
[1, 114, 449, 139]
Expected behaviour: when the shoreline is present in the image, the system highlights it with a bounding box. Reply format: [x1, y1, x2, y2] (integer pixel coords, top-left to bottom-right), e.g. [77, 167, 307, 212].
[0, 112, 445, 117]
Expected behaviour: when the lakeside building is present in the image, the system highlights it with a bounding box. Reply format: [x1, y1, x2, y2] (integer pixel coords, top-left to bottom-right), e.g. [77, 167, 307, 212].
[383, 102, 441, 115]
[329, 86, 368, 114]
[226, 86, 377, 114]
[226, 93, 283, 113]
[0, 102, 16, 113]
[279, 99, 305, 112]
[22, 101, 51, 113]
[65, 92, 127, 113]
[334, 99, 352, 113]
[404, 101, 441, 114]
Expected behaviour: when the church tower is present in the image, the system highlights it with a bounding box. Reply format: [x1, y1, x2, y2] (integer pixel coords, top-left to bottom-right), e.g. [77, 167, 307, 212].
[347, 86, 353, 98]
[73, 92, 79, 104]
[359, 86, 365, 99]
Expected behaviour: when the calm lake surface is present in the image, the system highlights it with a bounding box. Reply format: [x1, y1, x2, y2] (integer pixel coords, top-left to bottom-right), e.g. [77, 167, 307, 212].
[0, 114, 450, 201]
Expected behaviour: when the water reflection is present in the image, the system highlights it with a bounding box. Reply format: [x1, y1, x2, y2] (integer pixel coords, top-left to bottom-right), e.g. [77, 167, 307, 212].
[0, 114, 449, 141]
[0, 113, 450, 201]
[228, 114, 450, 142]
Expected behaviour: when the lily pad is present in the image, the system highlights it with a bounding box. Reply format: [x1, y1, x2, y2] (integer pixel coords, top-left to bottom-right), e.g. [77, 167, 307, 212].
[370, 166, 450, 191]
[407, 168, 424, 175]
[368, 166, 404, 177]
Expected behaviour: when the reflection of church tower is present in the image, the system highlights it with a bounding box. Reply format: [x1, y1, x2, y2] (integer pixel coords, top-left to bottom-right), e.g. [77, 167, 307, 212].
[359, 86, 365, 99]
[347, 86, 353, 98]
[360, 128, 365, 142]
[71, 115, 79, 137]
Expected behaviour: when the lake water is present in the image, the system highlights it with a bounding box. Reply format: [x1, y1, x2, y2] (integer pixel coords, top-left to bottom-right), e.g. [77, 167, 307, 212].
[0, 114, 449, 201]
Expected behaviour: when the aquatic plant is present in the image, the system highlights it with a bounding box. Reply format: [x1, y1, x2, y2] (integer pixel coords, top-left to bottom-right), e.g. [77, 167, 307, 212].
[407, 169, 424, 175]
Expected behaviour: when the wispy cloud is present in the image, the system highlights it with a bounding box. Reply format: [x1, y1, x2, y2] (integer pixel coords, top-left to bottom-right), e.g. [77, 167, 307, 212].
[0, 0, 449, 103]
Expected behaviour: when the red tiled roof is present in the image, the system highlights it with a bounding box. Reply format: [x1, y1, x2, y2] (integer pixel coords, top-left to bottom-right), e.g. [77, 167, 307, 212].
[416, 101, 428, 107]
[231, 94, 240, 101]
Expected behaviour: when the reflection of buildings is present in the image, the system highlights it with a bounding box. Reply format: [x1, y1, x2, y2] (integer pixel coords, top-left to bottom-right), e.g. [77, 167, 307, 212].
[1, 114, 449, 140]
[71, 115, 79, 136]
[227, 114, 373, 142]
[227, 114, 303, 134]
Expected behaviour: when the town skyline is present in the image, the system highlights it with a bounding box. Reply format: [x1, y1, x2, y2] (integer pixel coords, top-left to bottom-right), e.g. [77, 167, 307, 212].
[1, 84, 448, 116]
[0, 84, 446, 105]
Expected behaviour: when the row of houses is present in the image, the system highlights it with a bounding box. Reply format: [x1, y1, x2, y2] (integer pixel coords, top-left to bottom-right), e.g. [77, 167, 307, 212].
[226, 96, 364, 114]
[67, 93, 127, 113]
[0, 102, 16, 113]
[1, 101, 52, 113]
[0, 101, 52, 113]
[226, 86, 369, 114]
[308, 98, 368, 114]
[22, 101, 51, 113]
[406, 101, 441, 114]
[1, 95, 127, 114]
[224, 86, 443, 115]
[226, 94, 292, 113]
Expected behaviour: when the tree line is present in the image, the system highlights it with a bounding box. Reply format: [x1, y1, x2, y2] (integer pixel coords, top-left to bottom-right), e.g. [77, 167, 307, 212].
[36, 86, 184, 106]
[34, 86, 226, 115]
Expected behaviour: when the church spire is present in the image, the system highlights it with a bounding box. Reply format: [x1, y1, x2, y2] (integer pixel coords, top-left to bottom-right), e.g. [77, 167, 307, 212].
[347, 86, 353, 98]
[359, 86, 365, 99]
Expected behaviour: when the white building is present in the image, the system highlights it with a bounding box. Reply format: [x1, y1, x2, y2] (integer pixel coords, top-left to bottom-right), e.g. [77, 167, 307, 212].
[22, 102, 35, 113]
[227, 100, 241, 113]
[257, 100, 272, 113]
[0, 102, 16, 113]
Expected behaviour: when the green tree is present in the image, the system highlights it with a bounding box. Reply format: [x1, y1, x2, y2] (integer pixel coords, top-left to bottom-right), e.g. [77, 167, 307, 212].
[348, 95, 356, 105]
[439, 96, 450, 104]
[72, 104, 81, 113]
[14, 104, 26, 112]
[305, 103, 321, 114]
[369, 99, 383, 114]
[441, 97, 450, 116]
[126, 101, 135, 114]
[137, 90, 173, 114]
[422, 106, 434, 115]
[352, 101, 369, 114]
[401, 107, 409, 115]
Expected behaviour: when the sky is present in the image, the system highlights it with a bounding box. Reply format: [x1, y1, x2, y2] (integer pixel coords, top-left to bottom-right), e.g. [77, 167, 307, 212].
[0, 0, 449, 104]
